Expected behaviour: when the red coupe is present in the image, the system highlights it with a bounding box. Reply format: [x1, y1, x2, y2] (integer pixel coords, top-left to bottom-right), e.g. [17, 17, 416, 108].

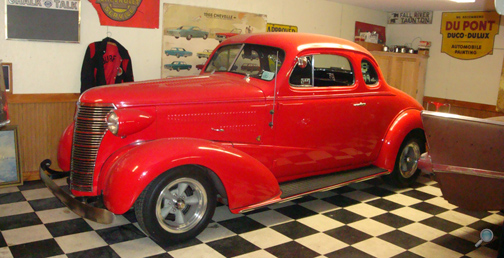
[40, 33, 425, 245]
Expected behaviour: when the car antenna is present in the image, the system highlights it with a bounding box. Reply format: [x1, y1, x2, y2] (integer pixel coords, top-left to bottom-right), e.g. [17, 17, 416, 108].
[270, 51, 279, 128]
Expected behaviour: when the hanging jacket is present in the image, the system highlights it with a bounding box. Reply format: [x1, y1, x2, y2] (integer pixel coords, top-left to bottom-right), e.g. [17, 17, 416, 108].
[80, 37, 134, 93]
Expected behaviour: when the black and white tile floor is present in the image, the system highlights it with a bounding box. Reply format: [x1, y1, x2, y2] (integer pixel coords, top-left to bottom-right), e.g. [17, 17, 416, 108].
[0, 174, 502, 258]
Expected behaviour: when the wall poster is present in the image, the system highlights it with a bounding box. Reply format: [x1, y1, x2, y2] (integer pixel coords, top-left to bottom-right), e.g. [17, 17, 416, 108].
[89, 0, 160, 29]
[162, 4, 267, 78]
[0, 126, 22, 188]
[440, 12, 500, 60]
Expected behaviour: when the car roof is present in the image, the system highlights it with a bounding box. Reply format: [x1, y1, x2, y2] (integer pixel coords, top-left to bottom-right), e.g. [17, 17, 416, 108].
[222, 32, 371, 56]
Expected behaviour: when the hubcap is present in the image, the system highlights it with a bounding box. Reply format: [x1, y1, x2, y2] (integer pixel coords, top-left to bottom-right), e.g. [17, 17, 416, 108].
[399, 142, 421, 179]
[156, 178, 207, 234]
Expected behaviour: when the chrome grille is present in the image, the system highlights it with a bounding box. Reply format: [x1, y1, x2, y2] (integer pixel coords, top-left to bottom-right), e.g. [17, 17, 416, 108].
[70, 104, 114, 192]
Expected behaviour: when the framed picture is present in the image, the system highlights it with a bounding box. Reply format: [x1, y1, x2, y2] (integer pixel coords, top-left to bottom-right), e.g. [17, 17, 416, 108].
[0, 125, 22, 188]
[2, 63, 12, 92]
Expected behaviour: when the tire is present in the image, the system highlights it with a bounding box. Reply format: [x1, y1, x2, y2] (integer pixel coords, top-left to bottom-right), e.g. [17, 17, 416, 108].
[384, 136, 425, 187]
[176, 68, 180, 72]
[135, 167, 216, 244]
[176, 54, 180, 58]
[186, 35, 192, 40]
[203, 34, 208, 40]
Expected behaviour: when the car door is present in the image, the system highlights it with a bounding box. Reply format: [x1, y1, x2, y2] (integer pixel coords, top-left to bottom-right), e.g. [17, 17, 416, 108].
[272, 52, 370, 181]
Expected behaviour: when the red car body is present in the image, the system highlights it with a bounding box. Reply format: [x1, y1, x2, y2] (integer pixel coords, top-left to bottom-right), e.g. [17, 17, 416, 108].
[42, 33, 424, 244]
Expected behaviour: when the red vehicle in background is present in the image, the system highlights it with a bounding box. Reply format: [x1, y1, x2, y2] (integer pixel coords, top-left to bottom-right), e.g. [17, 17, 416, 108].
[216, 28, 242, 42]
[0, 62, 9, 127]
[40, 33, 425, 245]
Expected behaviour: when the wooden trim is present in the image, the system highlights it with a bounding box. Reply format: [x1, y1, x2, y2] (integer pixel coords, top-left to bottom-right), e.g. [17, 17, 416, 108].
[8, 93, 80, 104]
[423, 96, 497, 112]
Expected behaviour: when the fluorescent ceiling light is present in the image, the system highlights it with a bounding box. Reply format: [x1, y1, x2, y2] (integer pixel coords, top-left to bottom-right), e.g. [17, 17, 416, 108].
[450, 0, 476, 3]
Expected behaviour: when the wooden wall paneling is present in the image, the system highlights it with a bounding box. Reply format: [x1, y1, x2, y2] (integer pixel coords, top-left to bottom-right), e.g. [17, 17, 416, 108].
[8, 94, 78, 181]
[423, 96, 503, 118]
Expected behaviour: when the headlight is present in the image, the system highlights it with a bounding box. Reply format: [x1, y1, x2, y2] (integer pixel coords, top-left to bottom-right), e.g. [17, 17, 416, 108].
[105, 109, 154, 137]
[107, 111, 119, 135]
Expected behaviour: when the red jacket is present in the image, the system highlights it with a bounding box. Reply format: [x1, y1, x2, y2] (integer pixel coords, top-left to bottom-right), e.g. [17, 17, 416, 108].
[80, 37, 134, 93]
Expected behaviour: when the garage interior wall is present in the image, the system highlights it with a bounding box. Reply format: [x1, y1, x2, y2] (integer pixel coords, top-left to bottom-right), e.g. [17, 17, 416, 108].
[0, 0, 386, 94]
[387, 11, 504, 106]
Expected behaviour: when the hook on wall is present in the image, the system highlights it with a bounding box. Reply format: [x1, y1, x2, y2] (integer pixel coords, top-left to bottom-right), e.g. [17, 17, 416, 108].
[106, 26, 112, 38]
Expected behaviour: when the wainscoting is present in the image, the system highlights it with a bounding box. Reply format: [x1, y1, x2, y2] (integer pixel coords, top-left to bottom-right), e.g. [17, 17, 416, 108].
[6, 94, 503, 182]
[8, 93, 79, 181]
[422, 96, 502, 118]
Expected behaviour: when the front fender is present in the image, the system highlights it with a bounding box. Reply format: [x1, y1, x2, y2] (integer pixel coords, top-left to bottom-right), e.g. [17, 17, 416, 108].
[373, 109, 424, 171]
[101, 138, 280, 214]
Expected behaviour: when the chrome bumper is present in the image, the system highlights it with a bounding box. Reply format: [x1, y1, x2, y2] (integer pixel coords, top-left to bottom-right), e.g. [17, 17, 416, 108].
[39, 160, 115, 224]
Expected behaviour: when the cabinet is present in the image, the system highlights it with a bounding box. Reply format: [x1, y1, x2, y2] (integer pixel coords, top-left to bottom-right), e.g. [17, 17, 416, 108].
[370, 51, 428, 104]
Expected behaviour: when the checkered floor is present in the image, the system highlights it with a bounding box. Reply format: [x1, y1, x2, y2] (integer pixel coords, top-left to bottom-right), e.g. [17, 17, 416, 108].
[0, 174, 502, 258]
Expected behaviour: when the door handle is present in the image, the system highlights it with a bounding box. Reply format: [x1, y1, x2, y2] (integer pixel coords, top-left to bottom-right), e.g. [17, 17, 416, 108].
[353, 102, 366, 107]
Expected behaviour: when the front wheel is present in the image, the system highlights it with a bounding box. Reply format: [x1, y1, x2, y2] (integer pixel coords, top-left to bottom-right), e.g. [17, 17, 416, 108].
[135, 167, 216, 244]
[384, 137, 425, 187]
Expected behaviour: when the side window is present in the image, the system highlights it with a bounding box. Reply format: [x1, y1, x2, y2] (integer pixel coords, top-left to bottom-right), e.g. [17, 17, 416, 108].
[289, 54, 354, 87]
[361, 59, 379, 85]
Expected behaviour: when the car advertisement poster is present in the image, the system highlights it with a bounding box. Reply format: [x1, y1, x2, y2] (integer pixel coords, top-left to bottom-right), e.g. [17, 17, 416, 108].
[162, 4, 267, 78]
[440, 12, 500, 60]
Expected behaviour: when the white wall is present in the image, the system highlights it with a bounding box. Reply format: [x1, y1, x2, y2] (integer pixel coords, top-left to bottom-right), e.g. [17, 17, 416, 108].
[0, 0, 386, 94]
[387, 11, 504, 106]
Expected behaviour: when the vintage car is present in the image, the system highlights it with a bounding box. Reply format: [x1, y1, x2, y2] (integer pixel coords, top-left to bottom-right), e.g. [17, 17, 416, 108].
[164, 61, 192, 72]
[197, 49, 212, 59]
[40, 33, 425, 245]
[164, 47, 192, 58]
[0, 62, 9, 127]
[418, 111, 504, 211]
[167, 26, 209, 40]
[216, 28, 242, 42]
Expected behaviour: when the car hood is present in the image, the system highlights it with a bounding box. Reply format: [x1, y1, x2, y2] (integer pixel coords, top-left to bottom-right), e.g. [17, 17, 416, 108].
[79, 74, 266, 108]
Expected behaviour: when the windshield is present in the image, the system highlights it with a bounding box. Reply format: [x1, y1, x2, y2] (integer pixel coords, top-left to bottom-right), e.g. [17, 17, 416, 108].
[204, 44, 285, 81]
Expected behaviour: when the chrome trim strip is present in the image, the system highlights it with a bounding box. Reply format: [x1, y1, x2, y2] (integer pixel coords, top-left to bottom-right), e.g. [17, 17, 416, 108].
[432, 163, 504, 180]
[39, 164, 115, 224]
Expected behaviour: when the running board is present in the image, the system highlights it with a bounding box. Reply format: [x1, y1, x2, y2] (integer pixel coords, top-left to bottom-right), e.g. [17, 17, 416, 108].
[279, 166, 388, 199]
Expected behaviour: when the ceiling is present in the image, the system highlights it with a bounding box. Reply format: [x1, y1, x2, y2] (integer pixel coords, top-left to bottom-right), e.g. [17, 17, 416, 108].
[328, 0, 496, 12]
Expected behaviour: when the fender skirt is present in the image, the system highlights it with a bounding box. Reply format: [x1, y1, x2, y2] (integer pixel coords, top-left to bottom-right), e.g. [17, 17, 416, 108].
[100, 138, 280, 214]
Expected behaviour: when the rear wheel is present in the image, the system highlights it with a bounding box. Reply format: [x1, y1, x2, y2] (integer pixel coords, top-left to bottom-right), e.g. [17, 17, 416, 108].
[384, 136, 425, 187]
[186, 35, 192, 40]
[135, 167, 216, 244]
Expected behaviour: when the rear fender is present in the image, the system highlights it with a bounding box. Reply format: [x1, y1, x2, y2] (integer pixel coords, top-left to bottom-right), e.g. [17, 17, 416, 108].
[100, 138, 280, 214]
[373, 109, 424, 171]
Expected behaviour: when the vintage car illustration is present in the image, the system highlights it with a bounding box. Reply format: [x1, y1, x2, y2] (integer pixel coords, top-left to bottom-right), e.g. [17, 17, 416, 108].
[164, 61, 192, 71]
[167, 26, 209, 40]
[197, 49, 212, 59]
[164, 47, 192, 58]
[0, 63, 9, 127]
[40, 33, 425, 245]
[195, 64, 205, 70]
[215, 28, 242, 42]
[418, 111, 504, 211]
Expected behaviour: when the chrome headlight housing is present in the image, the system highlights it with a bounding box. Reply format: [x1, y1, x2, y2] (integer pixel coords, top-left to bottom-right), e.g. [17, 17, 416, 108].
[107, 111, 119, 135]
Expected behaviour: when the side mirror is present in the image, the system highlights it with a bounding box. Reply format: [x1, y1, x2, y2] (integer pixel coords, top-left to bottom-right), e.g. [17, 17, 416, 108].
[297, 56, 308, 69]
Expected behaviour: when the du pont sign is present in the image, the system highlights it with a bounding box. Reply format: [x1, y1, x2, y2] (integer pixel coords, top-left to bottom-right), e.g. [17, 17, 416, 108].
[440, 12, 500, 60]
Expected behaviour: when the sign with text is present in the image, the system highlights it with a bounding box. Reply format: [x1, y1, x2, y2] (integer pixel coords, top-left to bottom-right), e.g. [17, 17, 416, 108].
[6, 0, 80, 42]
[388, 11, 433, 24]
[89, 0, 159, 29]
[440, 12, 500, 60]
[267, 23, 298, 32]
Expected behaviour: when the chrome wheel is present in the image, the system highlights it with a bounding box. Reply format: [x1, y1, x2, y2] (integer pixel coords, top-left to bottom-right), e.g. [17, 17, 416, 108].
[155, 178, 207, 234]
[398, 142, 421, 179]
